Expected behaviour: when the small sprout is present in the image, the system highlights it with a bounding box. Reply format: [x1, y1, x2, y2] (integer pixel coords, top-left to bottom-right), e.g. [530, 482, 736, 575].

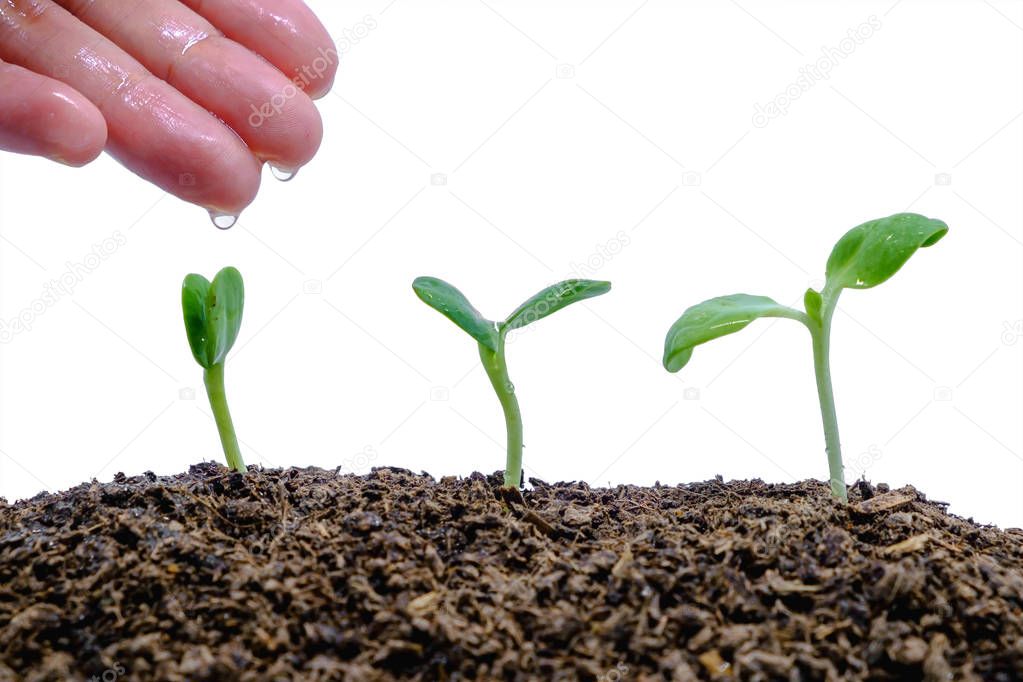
[182, 267, 247, 473]
[663, 213, 948, 502]
[413, 277, 611, 489]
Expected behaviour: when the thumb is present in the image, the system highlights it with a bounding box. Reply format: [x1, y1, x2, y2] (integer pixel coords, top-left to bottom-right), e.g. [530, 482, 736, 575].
[0, 60, 106, 166]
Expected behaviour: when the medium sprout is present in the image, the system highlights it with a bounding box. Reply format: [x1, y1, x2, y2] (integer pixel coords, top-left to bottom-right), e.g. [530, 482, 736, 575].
[663, 213, 948, 501]
[413, 277, 611, 489]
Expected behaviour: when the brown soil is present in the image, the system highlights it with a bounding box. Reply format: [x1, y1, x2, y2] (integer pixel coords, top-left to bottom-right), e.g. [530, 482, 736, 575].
[0, 465, 1021, 681]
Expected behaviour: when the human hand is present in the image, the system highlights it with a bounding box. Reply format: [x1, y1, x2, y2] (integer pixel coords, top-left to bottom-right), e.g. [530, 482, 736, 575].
[0, 0, 336, 219]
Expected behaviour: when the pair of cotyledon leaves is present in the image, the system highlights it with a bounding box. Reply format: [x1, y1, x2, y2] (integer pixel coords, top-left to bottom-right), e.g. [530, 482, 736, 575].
[179, 214, 944, 373]
[182, 267, 245, 370]
[412, 277, 611, 350]
[183, 268, 603, 369]
[663, 213, 949, 372]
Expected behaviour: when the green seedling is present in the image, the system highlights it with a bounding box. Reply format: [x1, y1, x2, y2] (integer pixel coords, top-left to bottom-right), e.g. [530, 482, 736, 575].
[663, 213, 948, 502]
[413, 277, 612, 489]
[182, 266, 247, 473]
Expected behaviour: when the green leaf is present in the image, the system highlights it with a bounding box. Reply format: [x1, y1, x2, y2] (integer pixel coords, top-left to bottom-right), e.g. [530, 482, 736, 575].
[413, 277, 499, 351]
[181, 268, 244, 369]
[804, 288, 823, 325]
[826, 213, 948, 291]
[182, 274, 212, 369]
[663, 294, 803, 373]
[503, 280, 611, 332]
[207, 267, 245, 365]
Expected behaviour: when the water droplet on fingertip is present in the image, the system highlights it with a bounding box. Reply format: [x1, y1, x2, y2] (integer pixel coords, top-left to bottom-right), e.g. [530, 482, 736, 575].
[209, 211, 238, 230]
[269, 164, 297, 182]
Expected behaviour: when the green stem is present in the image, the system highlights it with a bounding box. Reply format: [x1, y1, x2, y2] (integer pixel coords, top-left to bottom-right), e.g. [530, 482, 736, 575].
[203, 362, 247, 473]
[478, 334, 523, 489]
[810, 295, 846, 502]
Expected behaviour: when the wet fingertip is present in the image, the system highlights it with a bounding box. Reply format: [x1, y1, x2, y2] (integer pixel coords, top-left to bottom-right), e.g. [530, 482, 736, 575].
[193, 170, 260, 222]
[298, 38, 339, 100]
[252, 103, 322, 173]
[38, 87, 107, 167]
[49, 144, 104, 167]
[304, 73, 336, 101]
[51, 133, 107, 167]
[50, 154, 90, 168]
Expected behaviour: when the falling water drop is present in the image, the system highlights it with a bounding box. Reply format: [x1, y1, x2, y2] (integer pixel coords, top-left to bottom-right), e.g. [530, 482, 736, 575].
[269, 164, 297, 182]
[209, 211, 238, 230]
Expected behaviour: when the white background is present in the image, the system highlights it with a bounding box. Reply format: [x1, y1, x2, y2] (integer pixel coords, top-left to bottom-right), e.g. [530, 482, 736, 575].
[1, 0, 1021, 528]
